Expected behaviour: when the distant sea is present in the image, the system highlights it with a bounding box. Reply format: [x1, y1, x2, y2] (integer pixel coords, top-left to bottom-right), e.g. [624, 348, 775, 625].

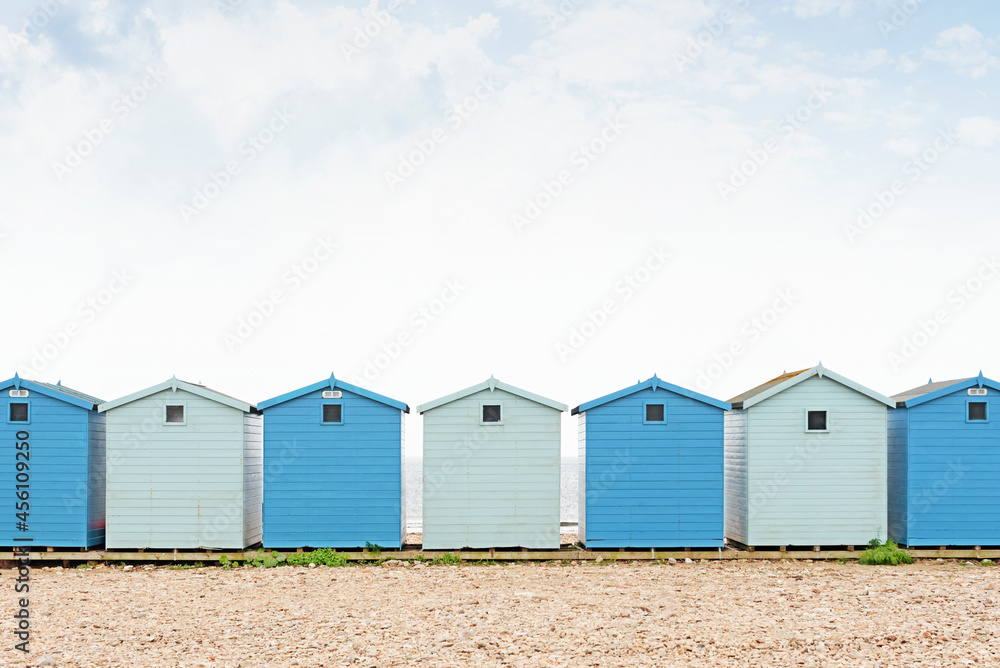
[404, 457, 578, 532]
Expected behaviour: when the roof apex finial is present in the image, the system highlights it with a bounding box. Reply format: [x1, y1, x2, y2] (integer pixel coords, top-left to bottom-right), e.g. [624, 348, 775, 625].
[329, 372, 337, 389]
[816, 361, 825, 378]
[170, 376, 180, 392]
[978, 370, 986, 387]
[650, 373, 660, 391]
[487, 375, 498, 392]
[12, 373, 21, 390]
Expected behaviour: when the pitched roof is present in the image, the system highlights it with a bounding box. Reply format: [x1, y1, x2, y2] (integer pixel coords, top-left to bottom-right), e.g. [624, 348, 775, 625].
[0, 374, 102, 410]
[258, 373, 408, 412]
[892, 372, 999, 408]
[572, 374, 730, 415]
[728, 364, 895, 409]
[416, 376, 567, 414]
[98, 377, 255, 413]
[728, 368, 810, 409]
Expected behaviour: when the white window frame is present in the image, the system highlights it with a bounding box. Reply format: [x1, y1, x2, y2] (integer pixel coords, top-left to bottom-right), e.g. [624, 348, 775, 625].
[480, 401, 504, 425]
[805, 409, 829, 433]
[164, 402, 188, 426]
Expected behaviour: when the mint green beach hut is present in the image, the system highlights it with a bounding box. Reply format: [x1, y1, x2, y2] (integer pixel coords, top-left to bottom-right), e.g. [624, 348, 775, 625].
[725, 364, 895, 548]
[417, 376, 568, 550]
[99, 377, 262, 550]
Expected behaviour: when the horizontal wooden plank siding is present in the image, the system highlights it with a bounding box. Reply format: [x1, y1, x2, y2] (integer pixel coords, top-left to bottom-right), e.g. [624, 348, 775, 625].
[903, 389, 999, 545]
[0, 393, 101, 547]
[887, 407, 908, 544]
[262, 388, 404, 548]
[743, 375, 888, 546]
[422, 388, 561, 549]
[724, 408, 749, 545]
[105, 388, 251, 549]
[581, 387, 725, 548]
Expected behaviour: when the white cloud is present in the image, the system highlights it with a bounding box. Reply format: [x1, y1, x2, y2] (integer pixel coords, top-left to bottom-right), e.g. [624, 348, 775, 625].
[882, 137, 920, 156]
[957, 116, 1000, 147]
[779, 0, 857, 18]
[923, 24, 1000, 79]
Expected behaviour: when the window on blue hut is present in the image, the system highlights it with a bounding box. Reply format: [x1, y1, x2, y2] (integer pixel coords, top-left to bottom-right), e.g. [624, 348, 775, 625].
[323, 404, 343, 424]
[645, 403, 665, 423]
[807, 410, 828, 432]
[165, 405, 185, 424]
[969, 401, 988, 422]
[482, 404, 502, 423]
[8, 403, 28, 423]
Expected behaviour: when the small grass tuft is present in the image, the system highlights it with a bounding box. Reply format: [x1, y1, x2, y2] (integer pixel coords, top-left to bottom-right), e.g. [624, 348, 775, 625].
[981, 559, 995, 567]
[858, 539, 912, 566]
[431, 552, 463, 566]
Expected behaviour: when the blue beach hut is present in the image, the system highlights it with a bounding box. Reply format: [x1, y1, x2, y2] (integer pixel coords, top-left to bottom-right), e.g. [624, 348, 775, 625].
[1, 374, 104, 548]
[258, 374, 409, 549]
[889, 372, 1000, 547]
[572, 375, 730, 548]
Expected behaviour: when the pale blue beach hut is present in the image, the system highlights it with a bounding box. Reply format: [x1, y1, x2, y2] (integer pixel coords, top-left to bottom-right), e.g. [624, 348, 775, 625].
[99, 378, 261, 550]
[725, 364, 894, 547]
[417, 376, 567, 550]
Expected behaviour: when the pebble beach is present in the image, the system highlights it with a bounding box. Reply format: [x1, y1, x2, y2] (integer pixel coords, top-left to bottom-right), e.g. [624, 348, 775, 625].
[5, 559, 999, 667]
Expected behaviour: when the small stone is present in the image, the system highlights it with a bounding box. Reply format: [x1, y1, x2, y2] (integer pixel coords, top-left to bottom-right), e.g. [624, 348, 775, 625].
[668, 558, 677, 565]
[123, 565, 134, 571]
[596, 557, 604, 563]
[37, 656, 57, 667]
[308, 563, 317, 568]
[685, 558, 693, 564]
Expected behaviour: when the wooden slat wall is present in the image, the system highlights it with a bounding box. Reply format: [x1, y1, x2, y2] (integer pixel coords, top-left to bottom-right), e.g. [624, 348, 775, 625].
[422, 388, 561, 550]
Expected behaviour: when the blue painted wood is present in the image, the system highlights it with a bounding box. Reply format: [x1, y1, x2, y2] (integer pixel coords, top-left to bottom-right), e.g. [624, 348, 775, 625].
[890, 378, 1000, 546]
[578, 379, 726, 548]
[0, 378, 104, 547]
[260, 381, 406, 549]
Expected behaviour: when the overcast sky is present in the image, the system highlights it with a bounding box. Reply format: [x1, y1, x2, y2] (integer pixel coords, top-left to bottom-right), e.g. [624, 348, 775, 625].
[1, 0, 998, 454]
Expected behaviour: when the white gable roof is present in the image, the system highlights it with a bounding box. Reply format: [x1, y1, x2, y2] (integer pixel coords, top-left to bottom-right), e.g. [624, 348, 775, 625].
[416, 376, 567, 414]
[736, 363, 894, 409]
[98, 377, 254, 413]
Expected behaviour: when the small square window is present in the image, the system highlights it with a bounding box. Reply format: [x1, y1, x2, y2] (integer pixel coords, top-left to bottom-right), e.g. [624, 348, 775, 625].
[482, 404, 502, 423]
[323, 404, 343, 424]
[807, 410, 827, 431]
[969, 401, 988, 422]
[9, 403, 28, 423]
[165, 405, 185, 424]
[645, 404, 665, 422]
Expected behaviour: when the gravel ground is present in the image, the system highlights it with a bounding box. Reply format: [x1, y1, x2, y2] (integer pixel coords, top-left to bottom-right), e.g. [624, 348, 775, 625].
[4, 559, 999, 667]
